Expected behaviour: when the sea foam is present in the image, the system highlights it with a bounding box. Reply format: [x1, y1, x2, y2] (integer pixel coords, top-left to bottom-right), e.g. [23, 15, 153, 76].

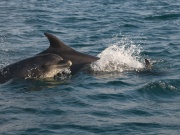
[90, 36, 145, 73]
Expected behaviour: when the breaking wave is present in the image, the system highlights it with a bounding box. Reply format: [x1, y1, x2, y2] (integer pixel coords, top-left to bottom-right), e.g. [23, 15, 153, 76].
[90, 36, 145, 73]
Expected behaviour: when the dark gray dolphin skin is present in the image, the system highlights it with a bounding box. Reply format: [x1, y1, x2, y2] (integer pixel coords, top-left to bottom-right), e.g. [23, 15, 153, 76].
[145, 59, 152, 69]
[38, 32, 99, 74]
[0, 54, 72, 84]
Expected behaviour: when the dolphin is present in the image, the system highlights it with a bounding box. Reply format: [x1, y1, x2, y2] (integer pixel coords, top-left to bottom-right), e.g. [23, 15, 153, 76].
[38, 32, 99, 74]
[0, 54, 72, 84]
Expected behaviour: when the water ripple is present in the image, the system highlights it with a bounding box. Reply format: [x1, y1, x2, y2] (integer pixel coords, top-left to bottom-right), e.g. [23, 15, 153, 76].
[0, 0, 180, 134]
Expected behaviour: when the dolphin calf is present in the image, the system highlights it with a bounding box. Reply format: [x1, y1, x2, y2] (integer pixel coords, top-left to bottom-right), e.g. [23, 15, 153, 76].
[38, 33, 99, 74]
[0, 54, 72, 84]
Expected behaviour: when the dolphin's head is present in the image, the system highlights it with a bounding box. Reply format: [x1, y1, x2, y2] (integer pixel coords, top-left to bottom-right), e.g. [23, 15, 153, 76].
[41, 59, 72, 78]
[28, 54, 72, 78]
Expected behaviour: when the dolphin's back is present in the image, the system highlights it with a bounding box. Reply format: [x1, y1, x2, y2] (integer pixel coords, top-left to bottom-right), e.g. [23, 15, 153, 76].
[40, 32, 99, 74]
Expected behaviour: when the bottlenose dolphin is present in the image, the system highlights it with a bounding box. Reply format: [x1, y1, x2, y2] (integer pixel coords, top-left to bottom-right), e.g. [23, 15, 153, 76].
[38, 33, 99, 74]
[0, 54, 72, 84]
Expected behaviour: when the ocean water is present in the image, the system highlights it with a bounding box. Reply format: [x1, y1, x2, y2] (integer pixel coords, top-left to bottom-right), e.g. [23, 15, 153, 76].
[0, 0, 180, 134]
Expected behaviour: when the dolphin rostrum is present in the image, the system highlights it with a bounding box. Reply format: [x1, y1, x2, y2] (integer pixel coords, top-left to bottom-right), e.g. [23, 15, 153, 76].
[38, 33, 99, 74]
[0, 54, 72, 84]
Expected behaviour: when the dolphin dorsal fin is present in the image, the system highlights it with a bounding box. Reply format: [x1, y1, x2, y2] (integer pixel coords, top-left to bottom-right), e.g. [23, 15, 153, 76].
[44, 32, 73, 51]
[145, 59, 152, 69]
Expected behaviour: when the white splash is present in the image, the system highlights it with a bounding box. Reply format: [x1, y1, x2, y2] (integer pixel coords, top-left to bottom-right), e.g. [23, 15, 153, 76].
[90, 36, 145, 73]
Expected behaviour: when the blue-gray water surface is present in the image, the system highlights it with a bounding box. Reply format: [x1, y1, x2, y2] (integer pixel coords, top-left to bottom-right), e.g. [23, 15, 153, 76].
[0, 0, 180, 134]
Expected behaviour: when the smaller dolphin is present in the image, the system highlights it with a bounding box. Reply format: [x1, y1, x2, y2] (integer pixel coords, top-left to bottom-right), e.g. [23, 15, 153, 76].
[0, 54, 72, 84]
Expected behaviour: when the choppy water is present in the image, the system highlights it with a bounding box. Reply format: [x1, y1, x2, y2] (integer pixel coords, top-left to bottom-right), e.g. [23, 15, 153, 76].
[0, 0, 180, 134]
